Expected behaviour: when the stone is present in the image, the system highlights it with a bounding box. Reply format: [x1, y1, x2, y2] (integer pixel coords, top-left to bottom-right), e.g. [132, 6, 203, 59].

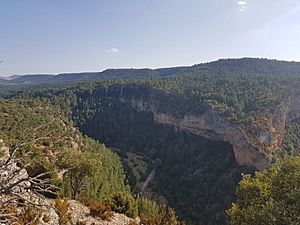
[125, 98, 291, 170]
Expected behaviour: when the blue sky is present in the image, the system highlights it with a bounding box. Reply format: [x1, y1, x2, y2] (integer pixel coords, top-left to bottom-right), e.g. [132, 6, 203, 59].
[0, 0, 300, 76]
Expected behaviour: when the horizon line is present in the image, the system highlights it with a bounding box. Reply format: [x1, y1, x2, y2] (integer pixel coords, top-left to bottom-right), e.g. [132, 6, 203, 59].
[1, 57, 299, 78]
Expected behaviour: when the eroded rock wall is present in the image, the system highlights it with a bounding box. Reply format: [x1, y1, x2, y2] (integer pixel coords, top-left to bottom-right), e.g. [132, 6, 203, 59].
[127, 99, 272, 170]
[103, 84, 300, 170]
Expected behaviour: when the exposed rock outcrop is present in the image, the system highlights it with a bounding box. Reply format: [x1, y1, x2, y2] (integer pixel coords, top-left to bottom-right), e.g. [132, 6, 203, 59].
[127, 99, 267, 170]
[0, 139, 59, 225]
[67, 200, 137, 225]
[121, 97, 292, 170]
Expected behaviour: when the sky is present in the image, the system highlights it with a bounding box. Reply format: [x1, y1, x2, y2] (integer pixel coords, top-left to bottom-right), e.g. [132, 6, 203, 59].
[0, 0, 300, 76]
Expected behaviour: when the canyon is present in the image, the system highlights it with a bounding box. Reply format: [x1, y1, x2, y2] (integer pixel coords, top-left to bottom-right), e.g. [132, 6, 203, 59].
[115, 86, 299, 170]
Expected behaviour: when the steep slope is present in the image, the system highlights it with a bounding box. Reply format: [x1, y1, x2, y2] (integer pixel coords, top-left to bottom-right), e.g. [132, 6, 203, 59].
[3, 58, 300, 224]
[0, 99, 131, 224]
[69, 92, 251, 224]
[0, 139, 137, 225]
[0, 99, 183, 225]
[37, 80, 292, 170]
[64, 82, 298, 224]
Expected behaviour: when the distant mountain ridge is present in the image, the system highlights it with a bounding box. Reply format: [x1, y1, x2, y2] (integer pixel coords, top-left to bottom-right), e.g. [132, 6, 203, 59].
[4, 58, 300, 85]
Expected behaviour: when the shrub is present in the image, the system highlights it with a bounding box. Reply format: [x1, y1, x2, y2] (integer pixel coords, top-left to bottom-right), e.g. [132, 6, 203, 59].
[90, 203, 113, 221]
[139, 202, 184, 225]
[42, 214, 51, 223]
[128, 221, 139, 225]
[79, 198, 113, 221]
[54, 198, 72, 225]
[16, 207, 40, 225]
[106, 192, 138, 218]
[227, 157, 300, 225]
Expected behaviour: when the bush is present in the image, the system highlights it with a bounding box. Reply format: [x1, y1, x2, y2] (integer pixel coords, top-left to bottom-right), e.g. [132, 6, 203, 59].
[90, 203, 113, 221]
[227, 157, 300, 225]
[106, 192, 138, 218]
[54, 199, 72, 225]
[79, 198, 113, 221]
[128, 221, 139, 225]
[137, 196, 159, 217]
[42, 214, 51, 223]
[16, 207, 40, 225]
[139, 202, 185, 225]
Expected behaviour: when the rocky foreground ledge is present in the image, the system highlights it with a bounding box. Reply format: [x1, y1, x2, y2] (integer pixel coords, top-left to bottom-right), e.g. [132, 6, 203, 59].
[0, 139, 137, 225]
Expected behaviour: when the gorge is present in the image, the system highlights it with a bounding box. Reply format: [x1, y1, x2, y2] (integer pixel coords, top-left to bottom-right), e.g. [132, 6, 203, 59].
[3, 58, 300, 224]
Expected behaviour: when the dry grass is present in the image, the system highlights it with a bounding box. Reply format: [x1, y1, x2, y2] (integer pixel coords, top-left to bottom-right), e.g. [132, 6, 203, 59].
[79, 198, 113, 221]
[54, 198, 72, 225]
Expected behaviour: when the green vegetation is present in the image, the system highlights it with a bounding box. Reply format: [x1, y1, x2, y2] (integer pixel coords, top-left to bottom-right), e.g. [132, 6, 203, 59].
[0, 99, 183, 223]
[0, 99, 128, 201]
[106, 191, 138, 218]
[55, 89, 250, 224]
[57, 143, 128, 200]
[2, 58, 300, 224]
[281, 118, 300, 156]
[8, 58, 300, 123]
[137, 197, 185, 225]
[8, 59, 300, 157]
[118, 151, 152, 193]
[227, 157, 300, 225]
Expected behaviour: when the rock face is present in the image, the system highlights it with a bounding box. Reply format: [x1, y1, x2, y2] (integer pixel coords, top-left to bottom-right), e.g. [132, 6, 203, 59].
[120, 97, 292, 171]
[126, 99, 268, 170]
[67, 200, 137, 225]
[0, 139, 60, 225]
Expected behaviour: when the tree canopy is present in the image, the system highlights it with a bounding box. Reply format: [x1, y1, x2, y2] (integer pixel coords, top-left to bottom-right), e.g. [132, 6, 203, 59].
[227, 157, 300, 225]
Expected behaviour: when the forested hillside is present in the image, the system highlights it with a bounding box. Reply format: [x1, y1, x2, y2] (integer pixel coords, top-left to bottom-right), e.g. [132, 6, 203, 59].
[0, 99, 183, 224]
[2, 58, 300, 224]
[0, 99, 129, 198]
[4, 58, 300, 85]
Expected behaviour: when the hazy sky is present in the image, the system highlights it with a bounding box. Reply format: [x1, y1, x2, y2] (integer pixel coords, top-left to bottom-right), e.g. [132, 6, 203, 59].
[0, 0, 300, 76]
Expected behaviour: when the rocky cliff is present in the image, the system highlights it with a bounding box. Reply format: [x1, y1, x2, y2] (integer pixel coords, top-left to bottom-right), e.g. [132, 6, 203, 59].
[119, 94, 293, 170]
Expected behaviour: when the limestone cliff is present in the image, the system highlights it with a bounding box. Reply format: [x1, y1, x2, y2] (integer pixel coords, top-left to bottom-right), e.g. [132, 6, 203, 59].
[119, 95, 292, 170]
